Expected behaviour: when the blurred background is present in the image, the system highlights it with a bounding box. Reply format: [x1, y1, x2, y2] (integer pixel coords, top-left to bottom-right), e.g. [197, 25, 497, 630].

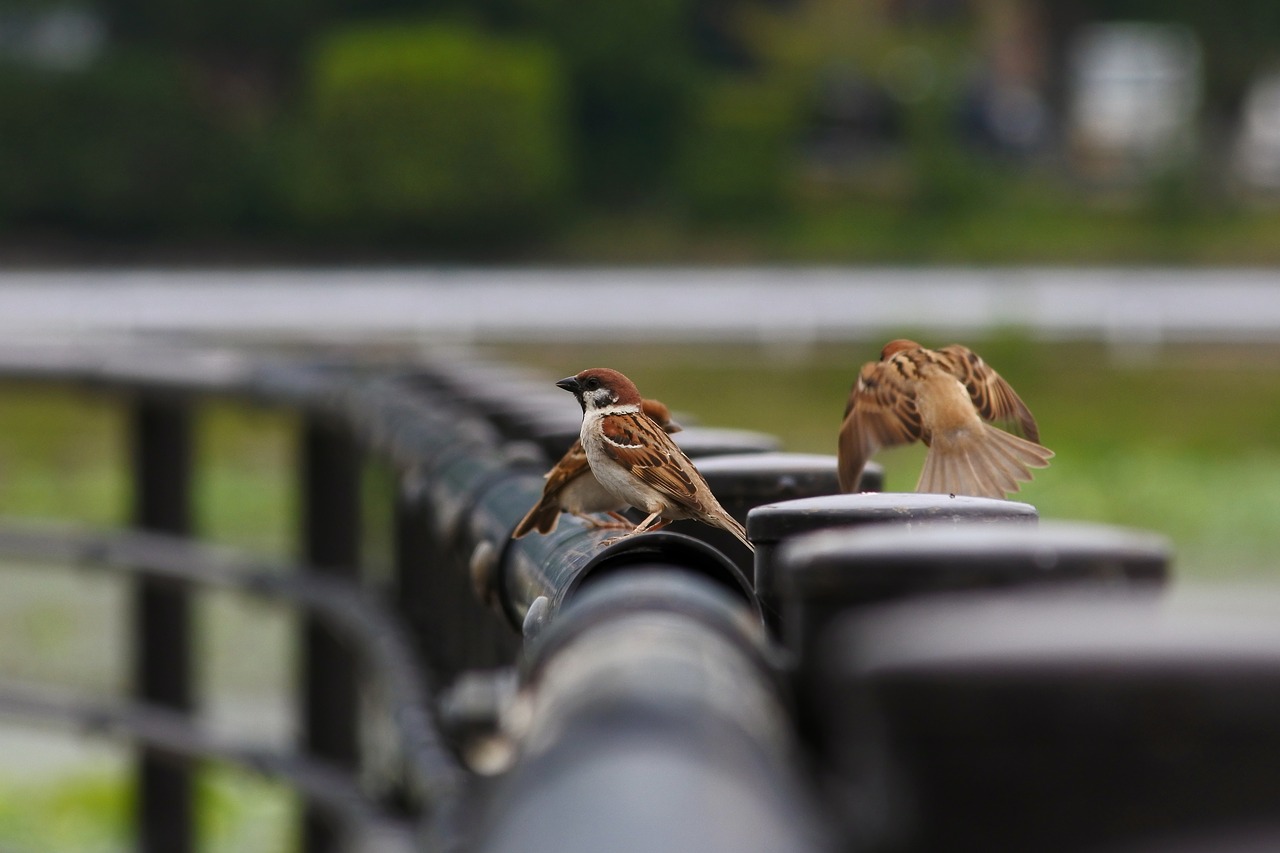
[2, 0, 1280, 849]
[1, 0, 1280, 261]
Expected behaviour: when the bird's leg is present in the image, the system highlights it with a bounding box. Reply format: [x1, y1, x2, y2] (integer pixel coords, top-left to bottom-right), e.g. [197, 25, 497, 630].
[572, 511, 632, 530]
[600, 511, 670, 546]
[631, 512, 671, 535]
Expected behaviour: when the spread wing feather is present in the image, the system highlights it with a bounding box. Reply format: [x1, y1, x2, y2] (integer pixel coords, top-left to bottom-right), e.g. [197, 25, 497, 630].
[936, 345, 1039, 442]
[837, 360, 924, 491]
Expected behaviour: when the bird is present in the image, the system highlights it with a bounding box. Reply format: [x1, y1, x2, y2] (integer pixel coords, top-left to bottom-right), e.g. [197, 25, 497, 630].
[513, 398, 682, 538]
[837, 339, 1053, 499]
[556, 367, 754, 551]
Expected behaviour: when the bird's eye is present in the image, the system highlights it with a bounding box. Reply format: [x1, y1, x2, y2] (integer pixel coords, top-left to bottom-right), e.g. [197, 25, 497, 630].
[584, 377, 600, 391]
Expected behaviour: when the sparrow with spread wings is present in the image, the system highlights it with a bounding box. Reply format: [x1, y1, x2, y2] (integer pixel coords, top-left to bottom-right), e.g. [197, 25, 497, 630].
[838, 339, 1053, 499]
[513, 398, 681, 537]
[554, 368, 753, 551]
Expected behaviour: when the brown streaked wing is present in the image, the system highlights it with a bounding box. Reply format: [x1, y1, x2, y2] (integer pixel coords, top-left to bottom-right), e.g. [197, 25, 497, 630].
[937, 345, 1039, 442]
[837, 360, 923, 490]
[513, 441, 591, 537]
[541, 441, 591, 497]
[599, 412, 706, 512]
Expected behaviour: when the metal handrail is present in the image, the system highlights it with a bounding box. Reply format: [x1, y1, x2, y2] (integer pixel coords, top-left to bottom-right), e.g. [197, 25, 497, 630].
[0, 521, 466, 847]
[0, 680, 415, 849]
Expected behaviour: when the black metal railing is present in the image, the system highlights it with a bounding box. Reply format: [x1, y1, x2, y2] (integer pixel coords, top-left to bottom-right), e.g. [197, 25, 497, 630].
[2, 339, 1279, 853]
[0, 522, 461, 850]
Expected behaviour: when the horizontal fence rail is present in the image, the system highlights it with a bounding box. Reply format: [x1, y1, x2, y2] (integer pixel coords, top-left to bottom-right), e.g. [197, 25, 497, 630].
[3, 268, 1280, 343]
[0, 522, 465, 850]
[475, 570, 832, 853]
[0, 683, 413, 850]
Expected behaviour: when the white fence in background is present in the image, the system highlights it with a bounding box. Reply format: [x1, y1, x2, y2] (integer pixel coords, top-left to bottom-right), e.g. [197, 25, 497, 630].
[0, 267, 1278, 344]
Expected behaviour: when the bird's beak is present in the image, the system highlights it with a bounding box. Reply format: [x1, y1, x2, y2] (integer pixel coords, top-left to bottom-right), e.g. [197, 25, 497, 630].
[556, 376, 581, 394]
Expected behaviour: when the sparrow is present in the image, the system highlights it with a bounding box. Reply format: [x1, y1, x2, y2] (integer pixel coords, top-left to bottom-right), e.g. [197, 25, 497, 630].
[556, 368, 754, 551]
[513, 398, 682, 538]
[837, 339, 1053, 499]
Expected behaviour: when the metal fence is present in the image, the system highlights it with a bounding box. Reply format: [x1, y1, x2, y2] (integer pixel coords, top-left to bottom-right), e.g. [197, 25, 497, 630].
[1, 339, 1277, 853]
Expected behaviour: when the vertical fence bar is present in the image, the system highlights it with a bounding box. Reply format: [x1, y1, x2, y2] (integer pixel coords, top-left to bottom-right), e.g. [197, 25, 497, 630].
[393, 488, 436, 673]
[393, 482, 520, 686]
[131, 395, 194, 853]
[300, 416, 362, 853]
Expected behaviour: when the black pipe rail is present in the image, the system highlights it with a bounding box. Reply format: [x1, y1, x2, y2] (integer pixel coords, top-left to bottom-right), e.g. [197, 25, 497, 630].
[0, 342, 801, 851]
[474, 570, 833, 853]
[7, 338, 1280, 853]
[0, 522, 465, 847]
[0, 682, 416, 851]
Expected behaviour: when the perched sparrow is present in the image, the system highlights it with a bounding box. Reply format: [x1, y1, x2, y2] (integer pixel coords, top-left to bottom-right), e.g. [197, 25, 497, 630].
[838, 339, 1053, 499]
[556, 368, 754, 551]
[513, 398, 681, 538]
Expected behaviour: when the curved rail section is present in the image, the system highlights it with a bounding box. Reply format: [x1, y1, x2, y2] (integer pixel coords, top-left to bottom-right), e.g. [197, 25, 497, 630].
[0, 522, 465, 850]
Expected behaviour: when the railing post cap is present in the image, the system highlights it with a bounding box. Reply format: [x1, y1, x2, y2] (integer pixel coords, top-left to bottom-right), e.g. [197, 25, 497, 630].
[747, 491, 1037, 545]
[691, 452, 843, 513]
[671, 426, 781, 458]
[778, 519, 1171, 597]
[773, 519, 1169, 660]
[811, 585, 1280, 852]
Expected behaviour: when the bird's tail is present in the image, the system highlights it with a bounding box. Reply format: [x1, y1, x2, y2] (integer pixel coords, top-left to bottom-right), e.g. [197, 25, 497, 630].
[917, 423, 1053, 499]
[513, 499, 559, 538]
[713, 509, 755, 552]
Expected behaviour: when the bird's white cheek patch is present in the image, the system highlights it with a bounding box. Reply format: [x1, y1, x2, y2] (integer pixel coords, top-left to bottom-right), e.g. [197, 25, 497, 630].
[586, 389, 616, 409]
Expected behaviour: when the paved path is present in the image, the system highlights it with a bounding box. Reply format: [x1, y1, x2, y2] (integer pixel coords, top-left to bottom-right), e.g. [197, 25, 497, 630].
[0, 267, 1277, 342]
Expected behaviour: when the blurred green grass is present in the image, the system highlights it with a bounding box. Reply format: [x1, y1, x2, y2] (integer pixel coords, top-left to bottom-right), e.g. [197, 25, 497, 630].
[0, 768, 294, 853]
[0, 337, 1278, 847]
[0, 387, 297, 551]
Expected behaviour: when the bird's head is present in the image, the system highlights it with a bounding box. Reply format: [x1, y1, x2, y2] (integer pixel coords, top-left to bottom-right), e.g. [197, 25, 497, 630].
[556, 368, 643, 413]
[881, 339, 922, 360]
[641, 398, 681, 433]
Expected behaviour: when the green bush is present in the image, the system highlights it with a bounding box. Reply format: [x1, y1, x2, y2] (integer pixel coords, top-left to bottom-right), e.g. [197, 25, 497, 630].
[677, 78, 799, 220]
[516, 0, 698, 199]
[289, 23, 570, 244]
[0, 53, 253, 233]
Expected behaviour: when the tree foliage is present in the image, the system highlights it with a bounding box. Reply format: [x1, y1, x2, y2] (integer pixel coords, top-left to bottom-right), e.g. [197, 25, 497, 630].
[287, 24, 570, 244]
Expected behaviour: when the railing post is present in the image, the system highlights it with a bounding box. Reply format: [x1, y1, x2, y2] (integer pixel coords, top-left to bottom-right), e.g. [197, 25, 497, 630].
[300, 416, 362, 853]
[394, 478, 521, 686]
[393, 485, 437, 673]
[130, 395, 194, 853]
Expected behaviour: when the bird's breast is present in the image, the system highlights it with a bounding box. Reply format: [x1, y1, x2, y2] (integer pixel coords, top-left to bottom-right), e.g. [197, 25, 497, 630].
[582, 434, 674, 515]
